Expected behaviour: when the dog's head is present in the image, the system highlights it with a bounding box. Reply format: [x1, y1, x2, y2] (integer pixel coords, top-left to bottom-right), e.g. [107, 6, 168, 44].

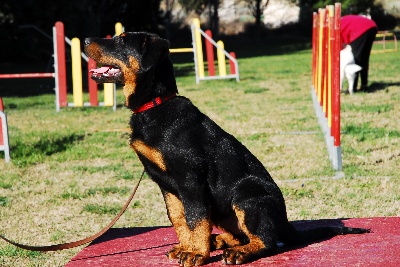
[84, 32, 178, 109]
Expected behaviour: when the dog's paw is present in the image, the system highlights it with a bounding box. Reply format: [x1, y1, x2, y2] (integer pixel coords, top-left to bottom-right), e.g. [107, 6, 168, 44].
[166, 244, 183, 259]
[178, 251, 208, 266]
[166, 245, 208, 266]
[222, 248, 246, 265]
[211, 233, 242, 251]
[211, 234, 227, 250]
[222, 246, 267, 265]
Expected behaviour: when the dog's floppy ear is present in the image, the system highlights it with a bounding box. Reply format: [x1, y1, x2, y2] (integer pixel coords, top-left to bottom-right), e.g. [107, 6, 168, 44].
[141, 34, 170, 72]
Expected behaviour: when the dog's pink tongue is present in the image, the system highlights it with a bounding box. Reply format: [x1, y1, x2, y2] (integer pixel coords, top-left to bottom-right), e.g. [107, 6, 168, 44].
[89, 66, 110, 74]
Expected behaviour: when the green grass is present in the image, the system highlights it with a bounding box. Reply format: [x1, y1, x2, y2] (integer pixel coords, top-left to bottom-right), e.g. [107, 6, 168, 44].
[0, 246, 42, 258]
[0, 36, 399, 266]
[344, 123, 400, 142]
[82, 204, 123, 215]
[342, 103, 394, 113]
[0, 196, 9, 207]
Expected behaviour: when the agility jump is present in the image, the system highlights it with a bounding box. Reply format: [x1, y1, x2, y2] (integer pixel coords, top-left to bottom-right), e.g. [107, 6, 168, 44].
[0, 22, 118, 112]
[0, 98, 10, 163]
[170, 19, 239, 84]
[1, 20, 238, 113]
[54, 22, 118, 112]
[372, 30, 397, 53]
[311, 3, 342, 171]
[191, 18, 239, 84]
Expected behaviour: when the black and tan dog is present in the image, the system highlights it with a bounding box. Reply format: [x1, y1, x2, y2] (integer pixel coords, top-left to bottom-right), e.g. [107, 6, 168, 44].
[84, 32, 369, 266]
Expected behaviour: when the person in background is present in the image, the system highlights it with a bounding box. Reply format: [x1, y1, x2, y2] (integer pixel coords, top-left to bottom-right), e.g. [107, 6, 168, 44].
[340, 15, 378, 92]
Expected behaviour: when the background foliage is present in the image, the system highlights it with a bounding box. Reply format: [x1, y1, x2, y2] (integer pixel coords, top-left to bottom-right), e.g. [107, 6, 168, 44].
[0, 0, 399, 64]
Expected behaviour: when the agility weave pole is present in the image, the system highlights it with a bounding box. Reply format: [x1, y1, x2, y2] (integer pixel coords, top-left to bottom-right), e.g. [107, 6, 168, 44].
[191, 18, 239, 84]
[0, 98, 10, 163]
[311, 3, 342, 171]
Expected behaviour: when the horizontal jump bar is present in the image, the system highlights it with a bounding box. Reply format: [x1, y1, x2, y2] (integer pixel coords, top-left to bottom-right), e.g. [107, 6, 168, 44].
[376, 32, 395, 37]
[0, 73, 55, 79]
[199, 74, 238, 80]
[169, 48, 193, 53]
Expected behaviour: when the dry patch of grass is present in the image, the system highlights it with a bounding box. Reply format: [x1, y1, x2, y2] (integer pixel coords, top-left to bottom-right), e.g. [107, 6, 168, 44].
[278, 176, 399, 220]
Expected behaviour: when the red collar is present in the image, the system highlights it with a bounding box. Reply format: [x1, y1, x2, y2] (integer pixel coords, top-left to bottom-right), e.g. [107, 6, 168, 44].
[133, 93, 177, 113]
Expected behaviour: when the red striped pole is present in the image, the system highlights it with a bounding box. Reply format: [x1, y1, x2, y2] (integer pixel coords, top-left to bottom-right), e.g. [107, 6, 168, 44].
[88, 58, 98, 106]
[55, 21, 67, 107]
[323, 10, 329, 114]
[312, 12, 317, 90]
[326, 9, 331, 114]
[205, 30, 215, 76]
[229, 52, 236, 74]
[0, 97, 4, 147]
[315, 11, 320, 94]
[332, 3, 341, 147]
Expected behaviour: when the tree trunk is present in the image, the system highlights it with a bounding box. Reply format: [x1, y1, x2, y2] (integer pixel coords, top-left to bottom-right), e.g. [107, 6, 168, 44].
[208, 0, 219, 37]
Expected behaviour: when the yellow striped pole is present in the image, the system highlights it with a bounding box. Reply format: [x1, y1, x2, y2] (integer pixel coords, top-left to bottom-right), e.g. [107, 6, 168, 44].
[115, 22, 123, 35]
[327, 5, 334, 127]
[192, 18, 205, 78]
[103, 84, 113, 106]
[103, 25, 124, 107]
[323, 9, 329, 115]
[217, 40, 227, 76]
[71, 38, 83, 107]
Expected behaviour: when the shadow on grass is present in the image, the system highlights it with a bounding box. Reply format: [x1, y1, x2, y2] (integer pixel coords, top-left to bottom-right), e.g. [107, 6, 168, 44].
[10, 133, 84, 166]
[366, 82, 400, 93]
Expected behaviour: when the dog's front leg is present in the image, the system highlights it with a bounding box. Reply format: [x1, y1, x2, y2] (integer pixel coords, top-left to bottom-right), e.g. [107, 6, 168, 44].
[163, 191, 211, 267]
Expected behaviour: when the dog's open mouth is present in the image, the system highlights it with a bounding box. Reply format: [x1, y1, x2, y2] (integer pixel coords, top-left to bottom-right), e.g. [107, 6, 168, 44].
[89, 65, 123, 84]
[89, 65, 121, 78]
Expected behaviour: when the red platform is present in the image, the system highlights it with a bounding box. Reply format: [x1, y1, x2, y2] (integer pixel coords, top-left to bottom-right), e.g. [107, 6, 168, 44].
[65, 217, 400, 266]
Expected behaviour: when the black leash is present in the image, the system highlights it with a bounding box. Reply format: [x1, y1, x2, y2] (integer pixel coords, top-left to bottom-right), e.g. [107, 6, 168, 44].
[0, 170, 145, 251]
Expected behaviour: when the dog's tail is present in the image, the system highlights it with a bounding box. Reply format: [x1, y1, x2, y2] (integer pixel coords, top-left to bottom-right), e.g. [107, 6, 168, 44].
[345, 64, 362, 74]
[280, 222, 370, 246]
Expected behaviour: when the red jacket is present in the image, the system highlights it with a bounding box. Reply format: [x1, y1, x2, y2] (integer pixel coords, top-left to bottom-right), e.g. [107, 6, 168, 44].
[341, 15, 377, 44]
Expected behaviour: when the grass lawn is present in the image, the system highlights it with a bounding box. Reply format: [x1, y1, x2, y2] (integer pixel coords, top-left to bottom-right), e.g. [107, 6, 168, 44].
[0, 37, 399, 266]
